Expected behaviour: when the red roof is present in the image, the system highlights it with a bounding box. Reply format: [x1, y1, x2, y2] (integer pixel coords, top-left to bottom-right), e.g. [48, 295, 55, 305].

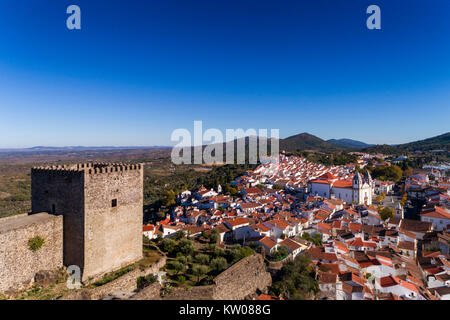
[245, 188, 264, 195]
[321, 263, 340, 274]
[310, 179, 332, 185]
[333, 180, 353, 188]
[421, 206, 450, 219]
[143, 224, 155, 232]
[259, 236, 278, 249]
[349, 223, 362, 233]
[319, 172, 338, 180]
[226, 217, 249, 227]
[379, 276, 400, 288]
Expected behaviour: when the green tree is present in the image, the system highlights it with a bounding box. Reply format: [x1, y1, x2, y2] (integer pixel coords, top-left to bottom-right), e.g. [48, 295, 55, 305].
[209, 229, 219, 243]
[161, 238, 176, 253]
[270, 245, 289, 261]
[195, 254, 210, 265]
[162, 190, 176, 207]
[210, 257, 227, 273]
[269, 253, 318, 299]
[177, 275, 186, 284]
[168, 261, 184, 275]
[379, 206, 395, 221]
[176, 256, 187, 265]
[191, 265, 209, 283]
[174, 230, 185, 241]
[178, 239, 194, 255]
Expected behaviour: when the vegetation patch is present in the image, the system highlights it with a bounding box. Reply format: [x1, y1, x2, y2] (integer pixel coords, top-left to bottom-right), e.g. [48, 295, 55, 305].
[28, 236, 45, 252]
[91, 264, 136, 287]
[269, 253, 319, 300]
[155, 234, 254, 288]
[136, 274, 158, 290]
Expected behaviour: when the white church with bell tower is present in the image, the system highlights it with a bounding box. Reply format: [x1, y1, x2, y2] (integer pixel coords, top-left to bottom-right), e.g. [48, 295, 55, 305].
[352, 171, 373, 205]
[309, 170, 374, 205]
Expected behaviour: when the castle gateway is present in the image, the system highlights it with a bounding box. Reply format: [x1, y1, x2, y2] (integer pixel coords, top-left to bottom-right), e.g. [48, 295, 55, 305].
[31, 163, 143, 281]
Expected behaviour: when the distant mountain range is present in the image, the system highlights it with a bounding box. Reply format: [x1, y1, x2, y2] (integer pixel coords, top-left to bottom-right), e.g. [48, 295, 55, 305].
[327, 138, 374, 149]
[0, 146, 171, 152]
[2, 132, 448, 156]
[362, 132, 450, 154]
[277, 132, 449, 153]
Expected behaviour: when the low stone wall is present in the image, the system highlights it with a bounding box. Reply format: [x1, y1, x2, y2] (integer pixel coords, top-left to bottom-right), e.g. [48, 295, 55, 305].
[60, 256, 166, 300]
[163, 285, 215, 300]
[129, 282, 162, 300]
[0, 213, 63, 294]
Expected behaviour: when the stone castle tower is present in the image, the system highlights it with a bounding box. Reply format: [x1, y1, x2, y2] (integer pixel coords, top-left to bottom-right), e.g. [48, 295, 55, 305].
[31, 163, 143, 281]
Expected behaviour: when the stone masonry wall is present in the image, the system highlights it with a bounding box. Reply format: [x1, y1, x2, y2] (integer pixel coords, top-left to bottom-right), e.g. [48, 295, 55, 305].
[0, 213, 63, 293]
[213, 254, 272, 300]
[163, 285, 215, 300]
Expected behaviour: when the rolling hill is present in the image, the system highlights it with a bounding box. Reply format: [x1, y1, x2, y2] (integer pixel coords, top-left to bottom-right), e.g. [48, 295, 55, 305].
[279, 133, 343, 152]
[363, 132, 450, 153]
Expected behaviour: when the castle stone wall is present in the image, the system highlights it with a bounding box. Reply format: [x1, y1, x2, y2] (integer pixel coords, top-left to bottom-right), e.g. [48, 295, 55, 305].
[213, 254, 272, 300]
[0, 213, 63, 293]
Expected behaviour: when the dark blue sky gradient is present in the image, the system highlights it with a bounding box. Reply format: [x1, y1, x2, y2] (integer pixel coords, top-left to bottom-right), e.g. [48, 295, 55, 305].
[0, 0, 449, 147]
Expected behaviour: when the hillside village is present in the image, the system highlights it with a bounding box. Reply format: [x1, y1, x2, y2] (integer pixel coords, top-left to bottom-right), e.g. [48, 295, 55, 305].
[143, 154, 450, 300]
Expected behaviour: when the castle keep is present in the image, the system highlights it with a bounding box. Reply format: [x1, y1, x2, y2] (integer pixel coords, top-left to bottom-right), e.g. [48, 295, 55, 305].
[0, 162, 144, 293]
[31, 163, 144, 281]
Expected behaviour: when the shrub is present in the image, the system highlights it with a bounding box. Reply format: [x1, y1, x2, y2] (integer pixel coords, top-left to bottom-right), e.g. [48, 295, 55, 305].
[174, 231, 185, 241]
[178, 239, 194, 255]
[167, 261, 184, 274]
[137, 274, 158, 289]
[270, 245, 289, 261]
[379, 206, 395, 220]
[176, 256, 187, 265]
[209, 229, 219, 243]
[191, 265, 209, 283]
[93, 264, 135, 287]
[161, 238, 176, 253]
[226, 245, 254, 264]
[177, 275, 186, 284]
[28, 236, 45, 252]
[210, 257, 227, 273]
[195, 254, 210, 265]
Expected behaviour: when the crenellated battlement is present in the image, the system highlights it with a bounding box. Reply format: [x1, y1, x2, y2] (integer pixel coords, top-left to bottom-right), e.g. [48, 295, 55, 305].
[31, 163, 143, 175]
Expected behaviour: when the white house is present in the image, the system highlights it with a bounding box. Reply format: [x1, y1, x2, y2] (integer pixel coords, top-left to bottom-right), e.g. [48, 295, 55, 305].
[421, 206, 450, 232]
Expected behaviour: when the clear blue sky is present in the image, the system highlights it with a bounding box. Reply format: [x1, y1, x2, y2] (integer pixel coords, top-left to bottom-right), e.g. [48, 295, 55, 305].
[0, 0, 449, 148]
